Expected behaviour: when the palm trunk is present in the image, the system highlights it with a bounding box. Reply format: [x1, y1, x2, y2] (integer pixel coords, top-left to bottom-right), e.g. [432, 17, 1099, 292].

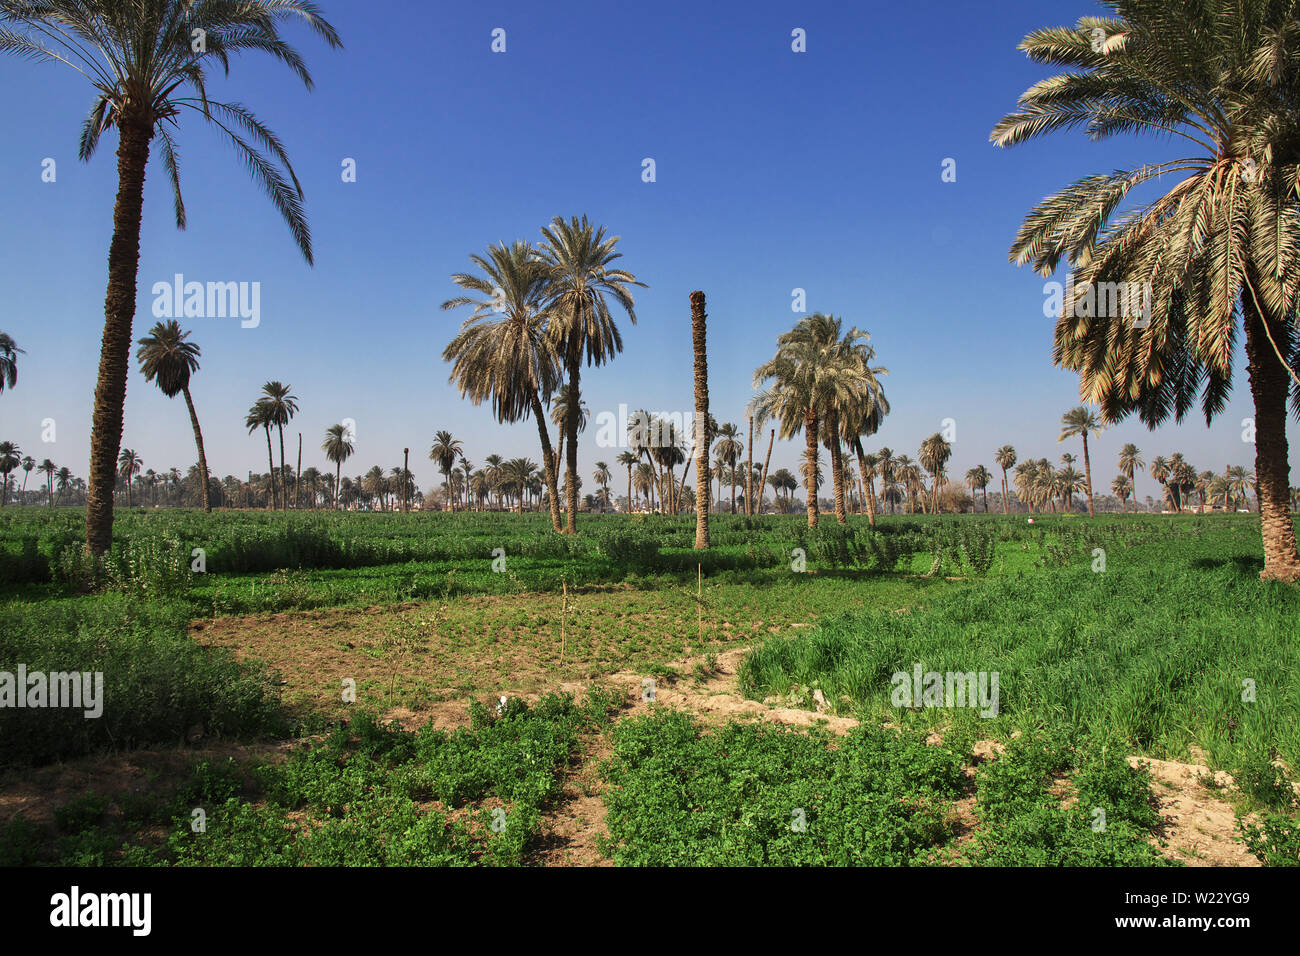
[730, 464, 736, 514]
[626, 466, 633, 516]
[296, 434, 303, 511]
[826, 410, 847, 525]
[803, 409, 819, 528]
[86, 113, 153, 554]
[529, 394, 563, 531]
[264, 427, 277, 510]
[1082, 435, 1095, 517]
[335, 462, 341, 509]
[746, 416, 754, 516]
[563, 352, 581, 534]
[691, 291, 711, 548]
[277, 425, 288, 512]
[1242, 288, 1300, 581]
[854, 441, 876, 528]
[758, 429, 775, 518]
[182, 386, 212, 512]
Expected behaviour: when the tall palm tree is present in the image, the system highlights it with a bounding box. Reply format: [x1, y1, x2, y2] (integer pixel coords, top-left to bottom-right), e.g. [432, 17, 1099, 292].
[442, 240, 564, 530]
[1059, 406, 1102, 516]
[919, 433, 953, 514]
[593, 461, 611, 513]
[835, 330, 890, 527]
[752, 314, 864, 528]
[992, 0, 1300, 579]
[321, 424, 353, 510]
[0, 332, 23, 395]
[117, 449, 141, 507]
[0, 1, 341, 552]
[538, 215, 645, 534]
[55, 466, 73, 505]
[0, 442, 19, 506]
[429, 430, 463, 511]
[633, 461, 655, 511]
[1014, 460, 1038, 513]
[714, 423, 743, 514]
[967, 465, 992, 513]
[994, 445, 1017, 514]
[1117, 444, 1145, 513]
[38, 459, 55, 508]
[20, 455, 34, 502]
[1112, 474, 1133, 511]
[690, 290, 712, 547]
[482, 454, 505, 510]
[616, 450, 638, 514]
[245, 402, 278, 510]
[136, 321, 211, 511]
[259, 382, 297, 509]
[1057, 466, 1084, 512]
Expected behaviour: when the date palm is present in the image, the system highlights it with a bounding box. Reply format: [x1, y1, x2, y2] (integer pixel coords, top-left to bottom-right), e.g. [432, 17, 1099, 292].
[117, 448, 141, 508]
[0, 1, 340, 552]
[245, 402, 278, 510]
[616, 451, 638, 514]
[441, 240, 564, 530]
[835, 331, 890, 526]
[992, 0, 1300, 579]
[136, 321, 211, 511]
[919, 433, 952, 515]
[1059, 406, 1102, 517]
[38, 459, 55, 507]
[1117, 443, 1145, 513]
[429, 430, 462, 511]
[20, 455, 34, 501]
[259, 382, 297, 509]
[1013, 460, 1038, 513]
[0, 441, 19, 506]
[593, 461, 611, 512]
[690, 290, 711, 545]
[752, 314, 864, 528]
[993, 445, 1017, 514]
[714, 423, 743, 514]
[321, 424, 353, 510]
[633, 461, 655, 511]
[55, 466, 72, 504]
[967, 465, 992, 513]
[1112, 474, 1133, 510]
[538, 215, 645, 534]
[0, 332, 22, 395]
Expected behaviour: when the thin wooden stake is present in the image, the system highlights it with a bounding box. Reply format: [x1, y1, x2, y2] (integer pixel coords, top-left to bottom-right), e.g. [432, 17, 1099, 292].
[560, 579, 568, 668]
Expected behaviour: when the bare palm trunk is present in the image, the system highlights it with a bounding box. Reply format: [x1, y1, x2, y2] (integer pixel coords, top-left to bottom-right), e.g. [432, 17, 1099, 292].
[1242, 290, 1300, 581]
[1082, 435, 1095, 517]
[826, 410, 847, 525]
[854, 441, 876, 528]
[182, 386, 212, 512]
[758, 429, 774, 518]
[277, 425, 288, 512]
[296, 434, 302, 511]
[86, 114, 153, 554]
[691, 291, 711, 546]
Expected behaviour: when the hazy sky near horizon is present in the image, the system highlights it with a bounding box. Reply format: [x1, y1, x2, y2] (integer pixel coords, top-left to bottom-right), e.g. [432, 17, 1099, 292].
[0, 0, 1292, 500]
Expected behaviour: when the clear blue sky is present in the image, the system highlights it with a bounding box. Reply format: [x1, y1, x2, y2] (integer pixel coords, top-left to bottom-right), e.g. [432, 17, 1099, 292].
[0, 0, 1289, 500]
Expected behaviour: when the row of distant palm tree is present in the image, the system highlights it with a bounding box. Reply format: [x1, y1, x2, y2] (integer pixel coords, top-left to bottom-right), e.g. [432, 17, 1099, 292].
[0, 444, 67, 506]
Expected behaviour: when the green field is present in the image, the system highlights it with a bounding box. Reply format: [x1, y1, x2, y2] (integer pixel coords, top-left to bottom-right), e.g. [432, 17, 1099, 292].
[2, 508, 1298, 866]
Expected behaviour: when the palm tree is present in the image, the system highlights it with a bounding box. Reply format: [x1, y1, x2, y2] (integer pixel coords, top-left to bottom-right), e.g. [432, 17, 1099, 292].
[633, 462, 655, 511]
[136, 321, 211, 511]
[994, 445, 1017, 514]
[1149, 457, 1171, 512]
[482, 454, 505, 510]
[752, 314, 865, 528]
[20, 455, 34, 502]
[713, 423, 744, 514]
[616, 450, 638, 514]
[1117, 444, 1145, 513]
[55, 466, 73, 505]
[835, 330, 890, 527]
[442, 240, 564, 530]
[1013, 460, 1039, 514]
[1057, 466, 1084, 512]
[117, 449, 141, 507]
[38, 459, 55, 507]
[919, 434, 952, 514]
[967, 465, 992, 513]
[0, 1, 340, 552]
[1112, 474, 1133, 511]
[992, 0, 1300, 579]
[429, 431, 463, 510]
[651, 421, 686, 513]
[0, 333, 23, 395]
[321, 425, 354, 510]
[1227, 465, 1253, 512]
[690, 290, 712, 546]
[0, 442, 19, 506]
[538, 215, 645, 533]
[1059, 406, 1102, 516]
[246, 402, 279, 510]
[593, 461, 611, 513]
[503, 458, 539, 513]
[259, 383, 297, 509]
